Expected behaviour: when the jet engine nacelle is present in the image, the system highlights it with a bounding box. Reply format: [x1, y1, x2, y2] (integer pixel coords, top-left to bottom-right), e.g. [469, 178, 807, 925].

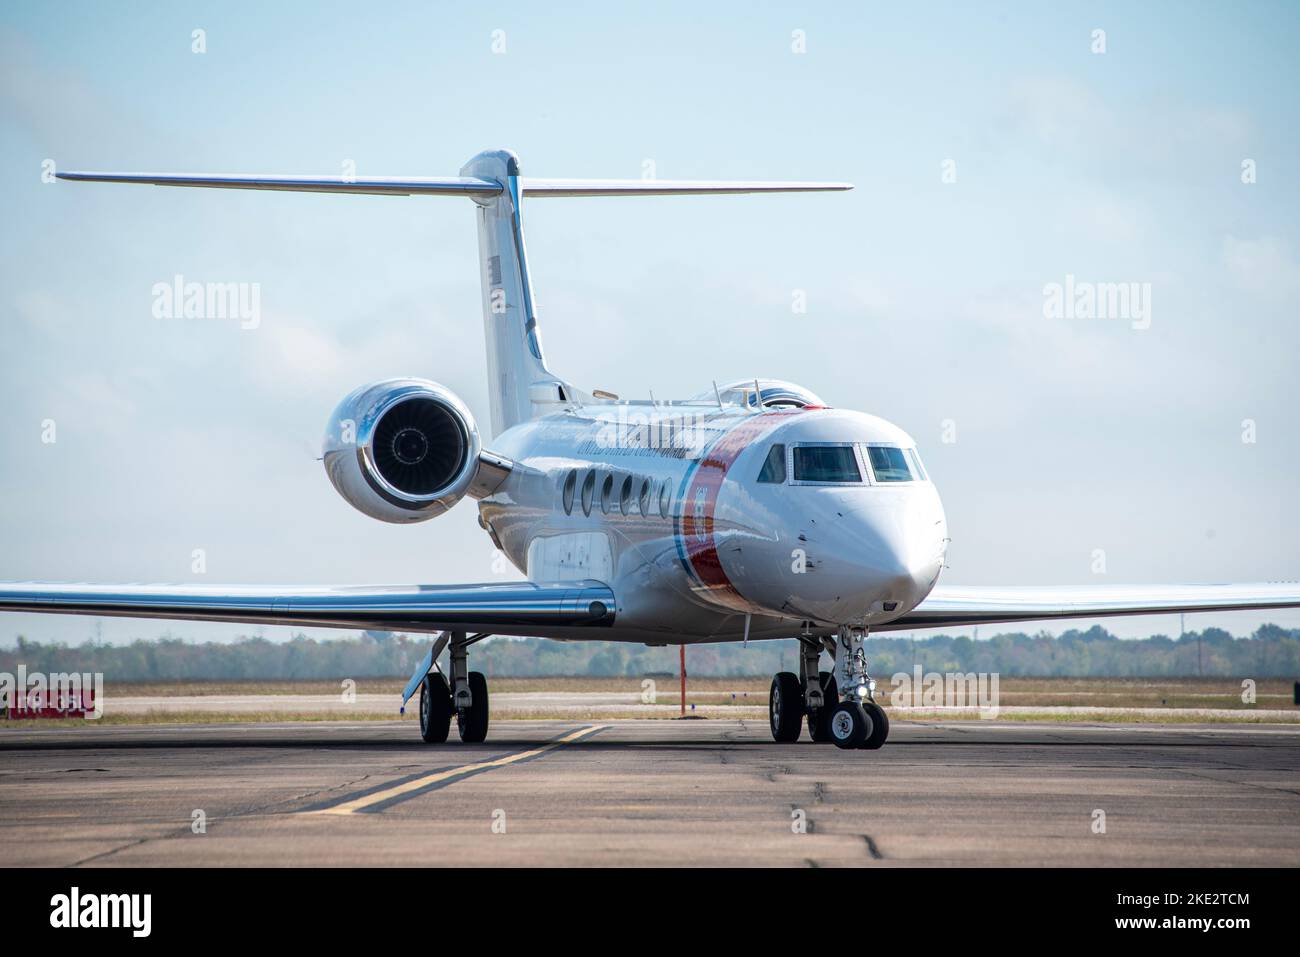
[323, 378, 510, 524]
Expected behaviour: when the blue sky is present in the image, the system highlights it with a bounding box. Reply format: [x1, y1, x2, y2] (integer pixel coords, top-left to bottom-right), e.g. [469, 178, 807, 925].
[2, 0, 1298, 645]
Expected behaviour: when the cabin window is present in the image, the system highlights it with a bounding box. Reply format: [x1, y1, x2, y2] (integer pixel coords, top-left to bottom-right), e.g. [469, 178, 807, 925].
[601, 473, 615, 514]
[638, 478, 652, 515]
[658, 481, 672, 518]
[581, 471, 596, 516]
[793, 445, 862, 483]
[757, 444, 786, 483]
[620, 475, 633, 515]
[562, 469, 577, 514]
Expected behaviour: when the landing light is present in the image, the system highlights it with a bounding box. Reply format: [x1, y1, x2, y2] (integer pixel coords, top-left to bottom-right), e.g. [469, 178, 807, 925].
[856, 686, 868, 697]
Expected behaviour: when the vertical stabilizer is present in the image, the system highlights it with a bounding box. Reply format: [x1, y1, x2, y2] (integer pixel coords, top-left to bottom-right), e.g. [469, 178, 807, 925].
[460, 149, 570, 437]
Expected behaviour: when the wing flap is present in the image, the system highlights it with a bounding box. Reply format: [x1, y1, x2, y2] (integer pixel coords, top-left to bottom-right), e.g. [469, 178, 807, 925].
[887, 583, 1300, 631]
[0, 581, 615, 635]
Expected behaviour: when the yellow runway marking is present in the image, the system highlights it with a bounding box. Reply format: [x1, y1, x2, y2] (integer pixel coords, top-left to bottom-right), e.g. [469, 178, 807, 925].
[305, 725, 606, 816]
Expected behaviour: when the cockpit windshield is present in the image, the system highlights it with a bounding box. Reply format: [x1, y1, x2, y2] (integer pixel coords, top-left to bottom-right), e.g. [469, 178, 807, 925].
[793, 446, 862, 483]
[866, 446, 915, 482]
[756, 443, 929, 485]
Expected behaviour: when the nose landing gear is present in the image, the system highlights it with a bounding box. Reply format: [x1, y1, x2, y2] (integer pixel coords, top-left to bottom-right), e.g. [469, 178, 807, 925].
[766, 627, 890, 750]
[860, 698, 889, 750]
[828, 700, 871, 748]
[833, 625, 889, 750]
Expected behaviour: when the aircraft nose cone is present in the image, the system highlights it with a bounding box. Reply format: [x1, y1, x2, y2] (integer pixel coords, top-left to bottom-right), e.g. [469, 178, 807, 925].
[873, 506, 945, 590]
[713, 484, 946, 625]
[852, 507, 942, 595]
[806, 494, 945, 622]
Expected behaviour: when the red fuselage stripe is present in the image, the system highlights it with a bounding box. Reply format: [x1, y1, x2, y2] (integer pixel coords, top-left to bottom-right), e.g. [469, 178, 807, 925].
[678, 411, 800, 611]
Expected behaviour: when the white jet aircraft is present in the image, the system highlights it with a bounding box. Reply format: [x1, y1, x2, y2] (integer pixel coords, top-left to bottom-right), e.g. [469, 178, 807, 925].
[4, 149, 1298, 750]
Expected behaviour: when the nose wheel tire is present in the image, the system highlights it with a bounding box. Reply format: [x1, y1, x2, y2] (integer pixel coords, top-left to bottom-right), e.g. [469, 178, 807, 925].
[457, 671, 490, 743]
[808, 671, 838, 743]
[860, 700, 890, 749]
[829, 701, 873, 750]
[769, 672, 804, 742]
[419, 673, 452, 744]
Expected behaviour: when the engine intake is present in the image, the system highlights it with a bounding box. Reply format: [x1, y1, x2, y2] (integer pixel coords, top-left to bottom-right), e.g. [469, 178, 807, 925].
[323, 378, 508, 523]
[371, 397, 467, 495]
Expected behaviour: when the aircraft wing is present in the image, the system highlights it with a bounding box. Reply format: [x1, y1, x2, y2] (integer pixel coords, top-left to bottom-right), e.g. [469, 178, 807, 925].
[0, 581, 615, 636]
[885, 583, 1300, 631]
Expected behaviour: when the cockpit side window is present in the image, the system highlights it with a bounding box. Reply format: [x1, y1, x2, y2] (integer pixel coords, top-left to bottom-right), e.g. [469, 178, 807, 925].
[793, 445, 862, 483]
[866, 445, 914, 482]
[905, 448, 928, 481]
[757, 444, 786, 483]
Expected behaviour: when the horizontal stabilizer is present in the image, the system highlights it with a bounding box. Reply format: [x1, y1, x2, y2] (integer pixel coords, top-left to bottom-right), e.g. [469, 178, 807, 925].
[55, 171, 853, 198]
[520, 178, 853, 197]
[54, 171, 503, 197]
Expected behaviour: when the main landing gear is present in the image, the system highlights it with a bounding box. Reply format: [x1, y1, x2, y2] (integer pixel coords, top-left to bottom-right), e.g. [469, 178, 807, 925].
[768, 626, 889, 750]
[417, 631, 490, 744]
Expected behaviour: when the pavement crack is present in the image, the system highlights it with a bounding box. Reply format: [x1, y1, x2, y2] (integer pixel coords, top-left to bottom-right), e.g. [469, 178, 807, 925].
[69, 837, 153, 868]
[861, 834, 885, 860]
[1171, 767, 1300, 798]
[242, 771, 382, 816]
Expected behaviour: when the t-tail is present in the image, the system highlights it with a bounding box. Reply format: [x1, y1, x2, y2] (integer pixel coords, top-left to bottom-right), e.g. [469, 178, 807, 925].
[56, 150, 852, 437]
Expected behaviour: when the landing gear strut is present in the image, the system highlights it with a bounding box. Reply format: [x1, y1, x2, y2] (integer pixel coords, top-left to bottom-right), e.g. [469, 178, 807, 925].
[450, 632, 490, 743]
[832, 625, 888, 750]
[800, 638, 836, 743]
[765, 626, 890, 750]
[412, 631, 490, 744]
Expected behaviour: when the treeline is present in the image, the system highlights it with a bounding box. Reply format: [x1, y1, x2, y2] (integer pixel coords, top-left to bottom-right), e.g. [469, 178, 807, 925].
[3, 625, 1299, 680]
